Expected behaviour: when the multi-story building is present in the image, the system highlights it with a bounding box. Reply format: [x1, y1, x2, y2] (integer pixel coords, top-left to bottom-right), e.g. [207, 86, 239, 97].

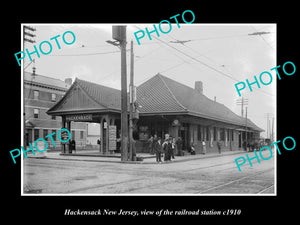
[24, 70, 87, 150]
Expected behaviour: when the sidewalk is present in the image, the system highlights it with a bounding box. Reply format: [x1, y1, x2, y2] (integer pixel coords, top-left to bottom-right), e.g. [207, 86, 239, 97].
[27, 149, 246, 164]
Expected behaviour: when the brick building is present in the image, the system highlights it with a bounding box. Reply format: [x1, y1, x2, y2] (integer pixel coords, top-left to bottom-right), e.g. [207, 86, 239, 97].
[24, 71, 87, 150]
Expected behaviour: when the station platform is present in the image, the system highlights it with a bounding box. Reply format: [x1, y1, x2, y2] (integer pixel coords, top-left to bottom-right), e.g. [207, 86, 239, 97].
[27, 148, 246, 164]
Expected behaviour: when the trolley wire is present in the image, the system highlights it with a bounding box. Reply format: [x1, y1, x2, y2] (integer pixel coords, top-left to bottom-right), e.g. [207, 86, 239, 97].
[133, 25, 275, 98]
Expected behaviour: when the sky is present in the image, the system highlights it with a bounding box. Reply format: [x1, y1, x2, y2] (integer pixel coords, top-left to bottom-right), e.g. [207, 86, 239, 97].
[22, 23, 276, 138]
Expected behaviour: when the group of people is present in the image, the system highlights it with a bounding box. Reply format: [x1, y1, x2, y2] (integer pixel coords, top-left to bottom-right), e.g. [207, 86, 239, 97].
[148, 134, 183, 163]
[242, 140, 261, 152]
[148, 134, 226, 163]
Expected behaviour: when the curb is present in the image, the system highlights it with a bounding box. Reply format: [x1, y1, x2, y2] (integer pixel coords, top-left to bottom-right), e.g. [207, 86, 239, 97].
[27, 150, 246, 164]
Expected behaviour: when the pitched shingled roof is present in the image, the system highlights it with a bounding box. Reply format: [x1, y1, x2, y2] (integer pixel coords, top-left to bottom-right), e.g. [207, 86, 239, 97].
[75, 78, 121, 110]
[47, 73, 263, 132]
[47, 78, 122, 114]
[137, 73, 263, 131]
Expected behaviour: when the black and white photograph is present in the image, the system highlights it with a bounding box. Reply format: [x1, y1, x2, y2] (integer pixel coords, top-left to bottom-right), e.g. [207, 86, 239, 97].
[21, 23, 276, 195]
[4, 5, 298, 224]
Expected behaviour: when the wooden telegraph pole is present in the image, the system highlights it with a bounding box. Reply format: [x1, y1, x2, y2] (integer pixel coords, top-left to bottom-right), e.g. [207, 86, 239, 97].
[129, 40, 134, 161]
[112, 26, 129, 161]
[236, 97, 248, 117]
[128, 40, 138, 161]
[23, 25, 36, 150]
[120, 27, 129, 161]
[245, 107, 248, 151]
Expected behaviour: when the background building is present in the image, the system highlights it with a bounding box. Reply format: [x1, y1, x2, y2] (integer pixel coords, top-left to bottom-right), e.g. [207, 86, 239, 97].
[24, 70, 87, 150]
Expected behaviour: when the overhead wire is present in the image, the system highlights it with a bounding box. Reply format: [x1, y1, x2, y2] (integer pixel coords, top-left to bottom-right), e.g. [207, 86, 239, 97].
[164, 31, 226, 69]
[47, 49, 124, 57]
[190, 33, 250, 41]
[159, 61, 187, 74]
[36, 25, 275, 98]
[97, 43, 163, 82]
[133, 25, 275, 97]
[249, 26, 275, 50]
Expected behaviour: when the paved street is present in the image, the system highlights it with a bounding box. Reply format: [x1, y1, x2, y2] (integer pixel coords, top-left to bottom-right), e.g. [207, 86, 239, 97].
[23, 151, 275, 195]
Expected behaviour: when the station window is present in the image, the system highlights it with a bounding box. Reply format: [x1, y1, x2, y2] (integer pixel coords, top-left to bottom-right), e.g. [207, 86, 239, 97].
[220, 128, 225, 141]
[197, 125, 201, 140]
[206, 126, 210, 141]
[72, 130, 75, 140]
[43, 129, 48, 140]
[213, 127, 217, 141]
[34, 129, 39, 140]
[52, 129, 57, 141]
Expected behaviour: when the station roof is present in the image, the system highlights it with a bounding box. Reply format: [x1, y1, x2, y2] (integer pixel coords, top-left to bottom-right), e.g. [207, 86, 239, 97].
[137, 73, 263, 132]
[47, 78, 121, 115]
[47, 73, 263, 132]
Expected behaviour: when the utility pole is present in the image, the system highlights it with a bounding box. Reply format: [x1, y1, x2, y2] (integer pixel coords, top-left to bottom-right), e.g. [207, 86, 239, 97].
[23, 25, 36, 150]
[129, 40, 135, 161]
[264, 113, 273, 140]
[271, 117, 274, 143]
[236, 97, 248, 117]
[245, 107, 248, 152]
[111, 26, 129, 161]
[120, 28, 129, 162]
[23, 26, 36, 71]
[24, 25, 36, 44]
[268, 114, 270, 139]
[267, 113, 269, 138]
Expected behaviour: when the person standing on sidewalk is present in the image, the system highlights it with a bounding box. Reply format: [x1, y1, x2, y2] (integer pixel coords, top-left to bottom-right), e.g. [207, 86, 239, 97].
[190, 142, 196, 155]
[148, 135, 154, 155]
[202, 140, 206, 154]
[167, 138, 173, 161]
[242, 140, 247, 151]
[171, 137, 176, 159]
[162, 138, 168, 161]
[217, 140, 222, 154]
[176, 137, 182, 156]
[163, 138, 172, 162]
[154, 137, 162, 163]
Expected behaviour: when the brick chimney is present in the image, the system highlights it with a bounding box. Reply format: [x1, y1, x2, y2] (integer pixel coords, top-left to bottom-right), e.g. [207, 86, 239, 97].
[65, 78, 73, 86]
[195, 81, 203, 94]
[32, 66, 36, 75]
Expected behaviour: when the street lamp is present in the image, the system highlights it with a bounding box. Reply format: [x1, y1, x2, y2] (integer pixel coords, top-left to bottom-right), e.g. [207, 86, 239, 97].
[106, 40, 120, 48]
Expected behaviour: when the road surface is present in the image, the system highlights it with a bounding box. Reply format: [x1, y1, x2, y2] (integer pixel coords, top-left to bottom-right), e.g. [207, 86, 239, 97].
[23, 151, 275, 195]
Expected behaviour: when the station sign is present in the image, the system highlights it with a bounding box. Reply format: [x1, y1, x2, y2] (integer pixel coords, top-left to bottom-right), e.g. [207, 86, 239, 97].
[60, 130, 70, 141]
[66, 114, 93, 122]
[108, 125, 117, 151]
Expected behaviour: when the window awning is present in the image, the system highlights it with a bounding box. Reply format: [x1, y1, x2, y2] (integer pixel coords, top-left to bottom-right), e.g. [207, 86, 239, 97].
[25, 120, 35, 128]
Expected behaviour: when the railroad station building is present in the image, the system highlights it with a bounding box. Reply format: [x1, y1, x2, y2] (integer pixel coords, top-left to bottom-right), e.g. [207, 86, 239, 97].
[47, 73, 263, 154]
